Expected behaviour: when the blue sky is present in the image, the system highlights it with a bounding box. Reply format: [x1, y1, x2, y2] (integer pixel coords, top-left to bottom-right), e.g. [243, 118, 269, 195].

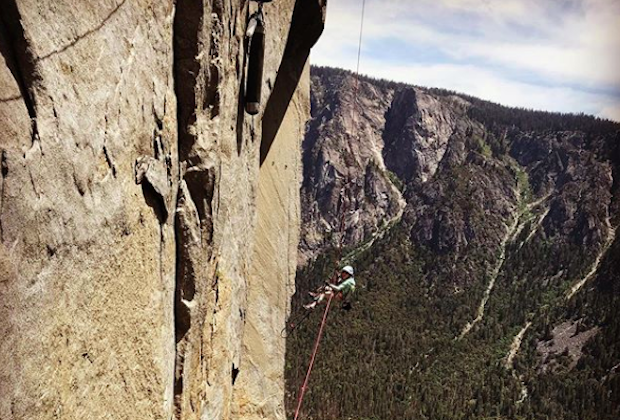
[311, 0, 620, 121]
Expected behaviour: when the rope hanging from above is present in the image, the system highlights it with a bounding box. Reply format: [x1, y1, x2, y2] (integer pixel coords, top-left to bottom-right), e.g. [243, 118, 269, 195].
[334, 0, 366, 271]
[290, 1, 367, 419]
[353, 0, 367, 113]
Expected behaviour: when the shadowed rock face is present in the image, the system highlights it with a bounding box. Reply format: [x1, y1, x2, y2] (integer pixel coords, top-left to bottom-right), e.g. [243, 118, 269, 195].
[383, 87, 460, 183]
[0, 1, 325, 420]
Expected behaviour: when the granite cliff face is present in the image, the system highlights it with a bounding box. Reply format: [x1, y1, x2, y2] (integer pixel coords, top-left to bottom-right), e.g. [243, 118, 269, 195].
[0, 1, 325, 420]
[300, 70, 406, 265]
[300, 68, 474, 265]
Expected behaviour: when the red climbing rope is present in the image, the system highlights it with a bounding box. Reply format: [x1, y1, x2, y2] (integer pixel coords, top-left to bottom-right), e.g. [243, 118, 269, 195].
[292, 294, 334, 420]
[291, 1, 367, 418]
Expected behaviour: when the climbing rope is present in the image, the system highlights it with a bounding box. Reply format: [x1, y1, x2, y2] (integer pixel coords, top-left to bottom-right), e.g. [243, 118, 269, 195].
[332, 0, 366, 275]
[353, 0, 366, 111]
[292, 294, 334, 420]
[281, 308, 312, 338]
[349, 0, 367, 155]
[291, 1, 367, 418]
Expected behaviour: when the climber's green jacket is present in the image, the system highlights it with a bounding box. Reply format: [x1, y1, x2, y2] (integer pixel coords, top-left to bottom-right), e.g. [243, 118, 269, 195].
[331, 277, 356, 295]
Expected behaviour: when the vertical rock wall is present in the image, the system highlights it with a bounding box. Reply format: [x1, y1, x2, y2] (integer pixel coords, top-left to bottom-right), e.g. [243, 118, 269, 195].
[0, 1, 325, 419]
[231, 64, 309, 420]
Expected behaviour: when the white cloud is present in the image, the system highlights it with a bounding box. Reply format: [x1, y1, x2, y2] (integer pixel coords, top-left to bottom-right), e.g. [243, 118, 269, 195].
[323, 58, 619, 117]
[311, 0, 620, 120]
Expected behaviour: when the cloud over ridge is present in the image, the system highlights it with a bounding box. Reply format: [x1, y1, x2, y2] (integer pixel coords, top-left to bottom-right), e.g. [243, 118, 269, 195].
[312, 0, 620, 121]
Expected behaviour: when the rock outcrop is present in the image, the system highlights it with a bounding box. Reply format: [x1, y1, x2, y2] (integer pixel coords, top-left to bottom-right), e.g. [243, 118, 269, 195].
[300, 68, 470, 265]
[300, 69, 406, 265]
[0, 1, 325, 420]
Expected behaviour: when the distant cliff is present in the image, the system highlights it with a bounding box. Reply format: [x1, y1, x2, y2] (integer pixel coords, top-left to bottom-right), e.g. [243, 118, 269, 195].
[289, 66, 620, 420]
[300, 67, 619, 284]
[0, 1, 325, 420]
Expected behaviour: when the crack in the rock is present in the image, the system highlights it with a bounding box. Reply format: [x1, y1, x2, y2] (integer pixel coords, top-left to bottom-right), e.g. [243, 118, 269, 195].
[231, 364, 240, 385]
[173, 183, 198, 419]
[173, 0, 204, 157]
[205, 269, 220, 389]
[28, 167, 40, 200]
[0, 150, 7, 242]
[235, 8, 250, 156]
[203, 0, 223, 119]
[37, 0, 127, 61]
[171, 2, 220, 417]
[174, 185, 199, 343]
[0, 94, 21, 103]
[103, 145, 117, 177]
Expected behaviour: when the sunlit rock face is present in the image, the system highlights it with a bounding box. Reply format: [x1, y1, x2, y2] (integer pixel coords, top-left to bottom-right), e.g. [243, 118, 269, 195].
[300, 68, 464, 265]
[0, 1, 325, 419]
[300, 69, 406, 265]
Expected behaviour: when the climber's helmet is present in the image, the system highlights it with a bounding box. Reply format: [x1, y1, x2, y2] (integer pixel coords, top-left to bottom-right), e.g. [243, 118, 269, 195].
[341, 265, 354, 278]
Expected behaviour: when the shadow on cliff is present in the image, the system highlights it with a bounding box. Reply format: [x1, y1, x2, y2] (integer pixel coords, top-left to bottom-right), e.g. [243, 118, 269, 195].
[141, 182, 168, 225]
[259, 0, 326, 166]
[0, 0, 41, 140]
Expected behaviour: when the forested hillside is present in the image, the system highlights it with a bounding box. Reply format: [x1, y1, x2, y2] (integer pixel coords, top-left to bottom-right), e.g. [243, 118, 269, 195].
[286, 66, 620, 420]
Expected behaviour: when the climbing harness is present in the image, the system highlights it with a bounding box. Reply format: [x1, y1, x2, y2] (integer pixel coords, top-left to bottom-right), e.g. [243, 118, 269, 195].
[290, 1, 367, 417]
[245, 1, 271, 115]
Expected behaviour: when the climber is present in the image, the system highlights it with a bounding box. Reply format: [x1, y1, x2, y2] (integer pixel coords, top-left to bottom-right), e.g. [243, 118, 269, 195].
[303, 265, 356, 310]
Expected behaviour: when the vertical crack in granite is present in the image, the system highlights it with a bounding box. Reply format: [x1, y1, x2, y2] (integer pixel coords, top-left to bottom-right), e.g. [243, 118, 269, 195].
[203, 0, 223, 119]
[172, 1, 203, 417]
[172, 1, 202, 416]
[0, 150, 7, 242]
[172, 1, 218, 418]
[173, 0, 203, 158]
[173, 182, 200, 419]
[0, 1, 41, 146]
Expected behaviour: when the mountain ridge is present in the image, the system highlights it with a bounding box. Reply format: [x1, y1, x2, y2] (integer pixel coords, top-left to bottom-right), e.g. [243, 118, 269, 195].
[313, 65, 620, 127]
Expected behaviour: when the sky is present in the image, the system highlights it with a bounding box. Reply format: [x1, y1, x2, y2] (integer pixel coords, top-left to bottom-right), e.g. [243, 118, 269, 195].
[311, 0, 620, 121]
